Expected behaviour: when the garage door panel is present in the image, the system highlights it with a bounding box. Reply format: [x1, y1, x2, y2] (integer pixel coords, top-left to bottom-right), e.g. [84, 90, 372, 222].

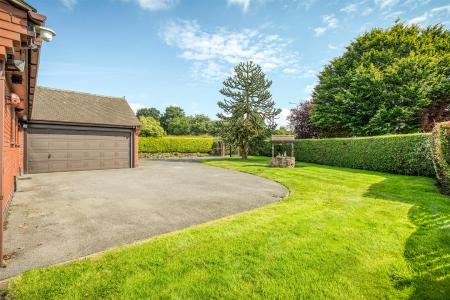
[28, 161, 49, 173]
[102, 151, 129, 159]
[48, 151, 69, 161]
[29, 151, 49, 161]
[29, 140, 49, 149]
[115, 151, 130, 159]
[68, 150, 102, 160]
[67, 160, 102, 170]
[102, 159, 129, 169]
[47, 161, 70, 172]
[47, 141, 70, 149]
[28, 128, 131, 173]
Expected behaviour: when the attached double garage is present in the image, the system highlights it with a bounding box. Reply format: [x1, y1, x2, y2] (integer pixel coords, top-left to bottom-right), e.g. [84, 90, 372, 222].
[25, 87, 140, 174]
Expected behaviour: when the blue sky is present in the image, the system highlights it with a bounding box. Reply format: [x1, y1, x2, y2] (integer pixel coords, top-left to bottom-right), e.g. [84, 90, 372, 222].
[29, 0, 449, 126]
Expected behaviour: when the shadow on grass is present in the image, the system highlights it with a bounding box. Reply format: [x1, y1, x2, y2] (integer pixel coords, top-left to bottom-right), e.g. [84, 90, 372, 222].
[365, 176, 450, 299]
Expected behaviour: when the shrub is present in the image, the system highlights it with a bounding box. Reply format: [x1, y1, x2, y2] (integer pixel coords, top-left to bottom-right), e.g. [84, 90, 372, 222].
[249, 138, 271, 156]
[431, 122, 450, 194]
[294, 134, 434, 176]
[139, 116, 166, 137]
[139, 136, 214, 153]
[288, 101, 319, 138]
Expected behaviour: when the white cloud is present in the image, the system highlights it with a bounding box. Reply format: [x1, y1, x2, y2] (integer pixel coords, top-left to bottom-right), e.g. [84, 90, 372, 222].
[129, 103, 145, 113]
[228, 0, 250, 13]
[60, 0, 77, 10]
[340, 4, 357, 13]
[323, 15, 338, 28]
[407, 4, 450, 25]
[300, 0, 317, 11]
[161, 20, 301, 81]
[314, 27, 326, 36]
[304, 83, 315, 96]
[278, 108, 290, 128]
[402, 0, 431, 10]
[407, 14, 427, 24]
[283, 66, 316, 78]
[125, 0, 179, 11]
[375, 0, 399, 10]
[383, 10, 404, 19]
[314, 15, 338, 37]
[328, 44, 338, 50]
[431, 4, 450, 14]
[362, 7, 374, 16]
[282, 68, 300, 75]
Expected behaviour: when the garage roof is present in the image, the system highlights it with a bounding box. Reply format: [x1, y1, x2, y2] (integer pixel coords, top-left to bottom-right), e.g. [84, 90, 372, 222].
[32, 87, 140, 127]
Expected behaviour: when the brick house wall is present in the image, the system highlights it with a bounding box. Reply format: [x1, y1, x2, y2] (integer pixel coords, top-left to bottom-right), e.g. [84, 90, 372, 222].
[0, 0, 48, 263]
[2, 99, 23, 211]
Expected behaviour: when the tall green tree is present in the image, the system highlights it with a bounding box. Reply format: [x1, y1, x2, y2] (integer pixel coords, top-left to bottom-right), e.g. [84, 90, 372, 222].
[136, 107, 161, 121]
[310, 22, 450, 137]
[217, 61, 281, 159]
[161, 106, 185, 133]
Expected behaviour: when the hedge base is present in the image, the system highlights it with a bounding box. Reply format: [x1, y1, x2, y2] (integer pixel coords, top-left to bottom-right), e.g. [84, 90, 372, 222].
[139, 152, 212, 160]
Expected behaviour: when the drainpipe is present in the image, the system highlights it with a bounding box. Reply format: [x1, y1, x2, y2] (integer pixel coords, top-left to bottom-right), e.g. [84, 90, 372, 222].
[0, 60, 5, 267]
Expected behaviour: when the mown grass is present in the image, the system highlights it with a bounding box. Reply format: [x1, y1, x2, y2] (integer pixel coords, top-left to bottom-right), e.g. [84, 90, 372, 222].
[7, 157, 450, 299]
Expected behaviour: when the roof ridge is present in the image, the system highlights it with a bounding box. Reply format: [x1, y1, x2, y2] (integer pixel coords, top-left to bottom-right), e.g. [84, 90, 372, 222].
[37, 86, 126, 101]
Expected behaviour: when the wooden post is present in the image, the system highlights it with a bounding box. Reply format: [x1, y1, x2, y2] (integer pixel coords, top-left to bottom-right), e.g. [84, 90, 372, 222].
[272, 143, 275, 158]
[291, 142, 294, 157]
[219, 141, 225, 157]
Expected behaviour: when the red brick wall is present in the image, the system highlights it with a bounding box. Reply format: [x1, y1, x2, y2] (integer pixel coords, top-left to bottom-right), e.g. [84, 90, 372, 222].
[2, 92, 24, 212]
[133, 127, 139, 168]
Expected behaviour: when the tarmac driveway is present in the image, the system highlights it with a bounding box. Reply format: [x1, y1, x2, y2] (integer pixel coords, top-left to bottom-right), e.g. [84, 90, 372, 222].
[1, 160, 287, 279]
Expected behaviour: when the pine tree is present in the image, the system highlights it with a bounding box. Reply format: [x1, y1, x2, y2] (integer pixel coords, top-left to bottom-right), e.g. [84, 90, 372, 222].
[217, 61, 281, 159]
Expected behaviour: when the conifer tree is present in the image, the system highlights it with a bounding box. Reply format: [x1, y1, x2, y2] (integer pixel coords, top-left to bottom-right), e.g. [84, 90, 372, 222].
[217, 61, 281, 159]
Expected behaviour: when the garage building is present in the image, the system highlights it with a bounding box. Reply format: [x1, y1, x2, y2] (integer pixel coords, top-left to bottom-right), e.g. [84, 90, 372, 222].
[26, 87, 140, 173]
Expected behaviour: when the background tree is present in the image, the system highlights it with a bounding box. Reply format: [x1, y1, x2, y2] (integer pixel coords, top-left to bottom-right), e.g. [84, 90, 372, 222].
[310, 22, 450, 137]
[272, 126, 294, 136]
[189, 114, 215, 135]
[138, 116, 166, 137]
[217, 61, 281, 159]
[136, 107, 161, 121]
[288, 100, 319, 138]
[161, 106, 185, 133]
[167, 116, 191, 135]
[208, 120, 221, 137]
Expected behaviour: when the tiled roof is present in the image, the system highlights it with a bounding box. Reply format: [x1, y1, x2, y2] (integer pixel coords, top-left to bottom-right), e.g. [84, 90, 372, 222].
[7, 0, 36, 12]
[32, 87, 140, 127]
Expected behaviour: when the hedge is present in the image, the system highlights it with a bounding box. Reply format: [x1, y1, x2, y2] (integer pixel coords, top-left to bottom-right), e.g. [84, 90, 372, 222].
[431, 122, 450, 194]
[252, 133, 434, 176]
[139, 136, 214, 153]
[294, 134, 434, 176]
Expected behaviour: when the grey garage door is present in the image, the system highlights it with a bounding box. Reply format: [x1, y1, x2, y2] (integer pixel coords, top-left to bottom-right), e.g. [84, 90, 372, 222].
[28, 128, 131, 173]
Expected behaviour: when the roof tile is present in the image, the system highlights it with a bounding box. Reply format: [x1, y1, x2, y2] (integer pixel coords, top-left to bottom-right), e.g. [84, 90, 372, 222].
[32, 87, 140, 127]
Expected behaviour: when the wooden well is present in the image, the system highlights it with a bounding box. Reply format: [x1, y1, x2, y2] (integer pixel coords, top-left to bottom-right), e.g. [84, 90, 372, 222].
[271, 135, 295, 168]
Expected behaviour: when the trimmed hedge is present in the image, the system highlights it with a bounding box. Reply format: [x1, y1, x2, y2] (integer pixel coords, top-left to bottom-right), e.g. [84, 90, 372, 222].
[139, 136, 214, 153]
[294, 134, 434, 176]
[431, 122, 450, 194]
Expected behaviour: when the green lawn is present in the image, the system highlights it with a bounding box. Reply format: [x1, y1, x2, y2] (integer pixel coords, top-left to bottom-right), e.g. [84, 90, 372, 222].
[7, 157, 450, 299]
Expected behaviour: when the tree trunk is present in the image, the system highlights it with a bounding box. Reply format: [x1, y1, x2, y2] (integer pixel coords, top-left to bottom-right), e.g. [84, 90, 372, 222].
[241, 143, 249, 160]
